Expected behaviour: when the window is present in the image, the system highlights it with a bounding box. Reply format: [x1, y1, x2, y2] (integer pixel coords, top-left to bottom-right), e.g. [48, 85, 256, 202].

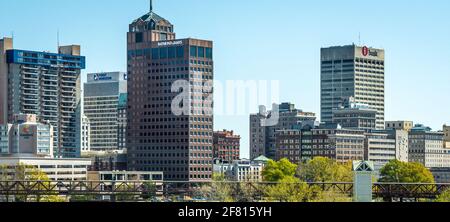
[160, 33, 167, 41]
[135, 33, 143, 43]
[168, 47, 176, 59]
[176, 46, 184, 58]
[190, 46, 197, 57]
[198, 47, 205, 58]
[152, 48, 159, 60]
[160, 47, 168, 59]
[206, 48, 213, 59]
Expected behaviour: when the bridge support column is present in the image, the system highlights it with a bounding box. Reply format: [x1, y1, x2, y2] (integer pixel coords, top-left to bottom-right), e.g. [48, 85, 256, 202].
[353, 161, 375, 202]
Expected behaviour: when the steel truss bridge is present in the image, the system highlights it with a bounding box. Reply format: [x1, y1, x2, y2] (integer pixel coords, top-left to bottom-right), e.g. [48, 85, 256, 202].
[0, 181, 449, 202]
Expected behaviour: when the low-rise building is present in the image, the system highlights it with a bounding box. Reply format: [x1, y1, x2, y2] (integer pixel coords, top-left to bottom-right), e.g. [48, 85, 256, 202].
[213, 158, 267, 182]
[0, 114, 53, 157]
[87, 171, 164, 200]
[213, 130, 240, 163]
[275, 129, 301, 163]
[0, 114, 92, 180]
[88, 171, 164, 182]
[444, 125, 450, 148]
[0, 157, 91, 181]
[82, 151, 127, 171]
[0, 125, 12, 154]
[332, 97, 377, 132]
[81, 115, 91, 153]
[311, 124, 366, 163]
[430, 168, 450, 183]
[385, 121, 414, 131]
[364, 130, 408, 171]
[409, 124, 450, 168]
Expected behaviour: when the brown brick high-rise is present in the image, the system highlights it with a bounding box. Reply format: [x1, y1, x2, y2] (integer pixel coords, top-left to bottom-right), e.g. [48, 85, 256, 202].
[126, 6, 214, 182]
[213, 130, 241, 163]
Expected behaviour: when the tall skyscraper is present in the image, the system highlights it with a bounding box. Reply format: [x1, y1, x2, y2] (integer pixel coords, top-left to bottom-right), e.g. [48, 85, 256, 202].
[117, 93, 127, 151]
[321, 45, 385, 129]
[0, 37, 85, 158]
[83, 72, 127, 153]
[0, 38, 12, 125]
[126, 4, 214, 181]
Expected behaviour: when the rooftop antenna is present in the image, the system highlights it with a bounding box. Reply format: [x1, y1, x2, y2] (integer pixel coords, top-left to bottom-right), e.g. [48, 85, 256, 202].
[150, 0, 153, 12]
[57, 29, 60, 49]
[358, 32, 361, 46]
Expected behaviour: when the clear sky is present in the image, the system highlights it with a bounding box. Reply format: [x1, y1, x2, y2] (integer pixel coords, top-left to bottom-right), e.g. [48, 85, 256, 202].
[1, 0, 449, 158]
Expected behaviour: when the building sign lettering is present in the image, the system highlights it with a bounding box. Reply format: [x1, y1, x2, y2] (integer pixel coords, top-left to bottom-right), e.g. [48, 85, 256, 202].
[362, 46, 378, 57]
[157, 40, 183, 47]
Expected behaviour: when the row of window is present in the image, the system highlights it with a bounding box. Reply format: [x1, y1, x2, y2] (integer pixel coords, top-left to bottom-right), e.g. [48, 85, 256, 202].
[128, 46, 213, 60]
[190, 46, 213, 59]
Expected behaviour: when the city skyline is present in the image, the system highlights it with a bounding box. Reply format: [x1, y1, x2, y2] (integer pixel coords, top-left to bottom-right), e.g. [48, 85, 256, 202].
[1, 0, 449, 158]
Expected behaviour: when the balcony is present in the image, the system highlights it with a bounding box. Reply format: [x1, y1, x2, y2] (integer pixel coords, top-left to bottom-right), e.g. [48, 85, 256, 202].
[41, 83, 58, 88]
[41, 72, 58, 77]
[22, 107, 39, 113]
[42, 87, 58, 92]
[22, 74, 39, 80]
[22, 90, 39, 96]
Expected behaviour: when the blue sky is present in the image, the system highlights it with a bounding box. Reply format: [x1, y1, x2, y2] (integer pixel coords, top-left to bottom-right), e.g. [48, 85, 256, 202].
[1, 0, 449, 158]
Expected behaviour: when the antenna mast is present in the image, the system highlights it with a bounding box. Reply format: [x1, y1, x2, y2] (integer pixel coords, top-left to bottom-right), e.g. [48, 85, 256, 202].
[57, 29, 60, 49]
[150, 0, 153, 12]
[358, 32, 361, 46]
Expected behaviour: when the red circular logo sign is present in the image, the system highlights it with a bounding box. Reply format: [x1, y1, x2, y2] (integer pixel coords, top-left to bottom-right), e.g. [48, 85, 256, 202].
[362, 46, 369, 56]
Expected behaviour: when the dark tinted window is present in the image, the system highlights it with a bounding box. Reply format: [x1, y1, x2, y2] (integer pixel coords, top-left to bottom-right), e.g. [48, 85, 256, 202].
[160, 47, 168, 59]
[177, 46, 184, 58]
[206, 48, 213, 59]
[136, 33, 143, 43]
[168, 47, 176, 59]
[152, 48, 159, 60]
[198, 47, 205, 58]
[190, 46, 197, 57]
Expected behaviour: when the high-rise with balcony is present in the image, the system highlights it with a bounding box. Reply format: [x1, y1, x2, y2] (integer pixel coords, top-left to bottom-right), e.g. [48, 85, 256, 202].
[126, 4, 214, 181]
[321, 45, 385, 129]
[0, 37, 85, 158]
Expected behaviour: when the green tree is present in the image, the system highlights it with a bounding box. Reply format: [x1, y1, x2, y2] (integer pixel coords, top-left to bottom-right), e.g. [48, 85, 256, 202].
[312, 190, 353, 202]
[436, 189, 450, 202]
[141, 182, 158, 201]
[379, 160, 435, 183]
[0, 164, 66, 202]
[262, 159, 298, 182]
[210, 173, 235, 202]
[264, 176, 315, 202]
[298, 157, 353, 182]
[194, 173, 235, 202]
